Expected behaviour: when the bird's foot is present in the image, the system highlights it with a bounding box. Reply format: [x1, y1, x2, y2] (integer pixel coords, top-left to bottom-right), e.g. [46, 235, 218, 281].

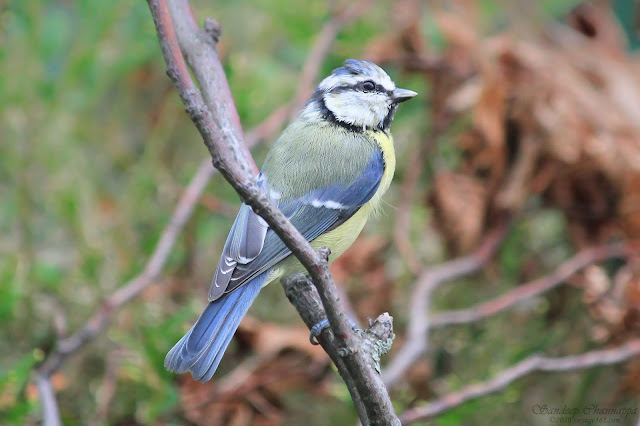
[309, 317, 358, 345]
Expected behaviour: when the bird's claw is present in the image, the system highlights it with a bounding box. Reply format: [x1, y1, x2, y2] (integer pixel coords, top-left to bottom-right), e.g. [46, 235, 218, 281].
[309, 317, 358, 345]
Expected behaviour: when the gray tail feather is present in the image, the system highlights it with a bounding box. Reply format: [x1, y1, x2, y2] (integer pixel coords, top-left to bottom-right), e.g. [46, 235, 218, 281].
[164, 273, 266, 382]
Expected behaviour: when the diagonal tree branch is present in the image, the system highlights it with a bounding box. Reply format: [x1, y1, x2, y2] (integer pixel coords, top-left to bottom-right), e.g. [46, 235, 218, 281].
[36, 160, 212, 383]
[399, 339, 640, 424]
[430, 242, 640, 327]
[147, 0, 399, 424]
[282, 272, 395, 425]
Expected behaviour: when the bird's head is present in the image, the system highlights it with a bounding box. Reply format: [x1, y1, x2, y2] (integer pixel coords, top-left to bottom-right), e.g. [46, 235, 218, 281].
[302, 59, 417, 132]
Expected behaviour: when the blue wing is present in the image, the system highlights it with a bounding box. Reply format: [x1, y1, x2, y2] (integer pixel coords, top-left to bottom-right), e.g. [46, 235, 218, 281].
[208, 148, 384, 301]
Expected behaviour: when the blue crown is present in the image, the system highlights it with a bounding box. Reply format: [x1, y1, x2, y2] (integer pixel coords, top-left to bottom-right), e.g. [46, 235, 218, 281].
[331, 59, 383, 77]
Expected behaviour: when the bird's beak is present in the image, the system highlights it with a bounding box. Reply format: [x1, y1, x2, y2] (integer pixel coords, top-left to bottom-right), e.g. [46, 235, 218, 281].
[391, 88, 418, 103]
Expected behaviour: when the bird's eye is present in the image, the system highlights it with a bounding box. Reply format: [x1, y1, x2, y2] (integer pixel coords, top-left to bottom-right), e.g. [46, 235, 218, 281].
[362, 81, 376, 92]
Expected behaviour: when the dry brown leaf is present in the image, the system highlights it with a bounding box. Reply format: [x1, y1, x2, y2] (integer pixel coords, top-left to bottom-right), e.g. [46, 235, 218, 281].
[404, 1, 640, 254]
[430, 172, 487, 254]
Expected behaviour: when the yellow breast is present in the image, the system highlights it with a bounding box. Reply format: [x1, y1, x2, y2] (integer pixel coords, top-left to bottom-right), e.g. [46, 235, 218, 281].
[266, 131, 395, 284]
[367, 130, 396, 211]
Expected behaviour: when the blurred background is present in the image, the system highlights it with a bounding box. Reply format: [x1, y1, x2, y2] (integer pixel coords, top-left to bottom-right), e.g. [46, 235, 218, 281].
[3, 0, 640, 424]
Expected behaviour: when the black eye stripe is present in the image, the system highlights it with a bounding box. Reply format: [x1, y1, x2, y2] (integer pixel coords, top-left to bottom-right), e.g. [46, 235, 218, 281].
[327, 83, 392, 95]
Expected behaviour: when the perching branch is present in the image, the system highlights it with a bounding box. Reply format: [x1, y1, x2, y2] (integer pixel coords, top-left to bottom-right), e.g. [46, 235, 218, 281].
[383, 220, 511, 387]
[399, 339, 640, 424]
[431, 242, 640, 327]
[147, 0, 398, 424]
[282, 271, 395, 425]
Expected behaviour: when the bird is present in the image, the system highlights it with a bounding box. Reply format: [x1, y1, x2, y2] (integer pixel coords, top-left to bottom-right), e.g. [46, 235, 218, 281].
[165, 59, 417, 382]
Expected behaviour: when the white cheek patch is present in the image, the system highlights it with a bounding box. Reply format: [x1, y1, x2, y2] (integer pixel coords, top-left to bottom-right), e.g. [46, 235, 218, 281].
[324, 91, 390, 129]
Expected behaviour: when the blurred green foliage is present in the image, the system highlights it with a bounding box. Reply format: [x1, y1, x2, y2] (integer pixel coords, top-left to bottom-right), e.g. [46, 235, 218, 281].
[1, 0, 635, 425]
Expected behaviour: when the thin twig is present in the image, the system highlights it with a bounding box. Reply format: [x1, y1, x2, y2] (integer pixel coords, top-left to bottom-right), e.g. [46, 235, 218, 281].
[399, 339, 640, 423]
[36, 375, 61, 426]
[431, 242, 640, 327]
[383, 220, 511, 387]
[36, 160, 212, 380]
[148, 0, 399, 424]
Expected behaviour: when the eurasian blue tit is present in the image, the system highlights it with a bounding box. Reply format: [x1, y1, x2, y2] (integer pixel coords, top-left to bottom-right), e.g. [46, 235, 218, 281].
[165, 59, 417, 382]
